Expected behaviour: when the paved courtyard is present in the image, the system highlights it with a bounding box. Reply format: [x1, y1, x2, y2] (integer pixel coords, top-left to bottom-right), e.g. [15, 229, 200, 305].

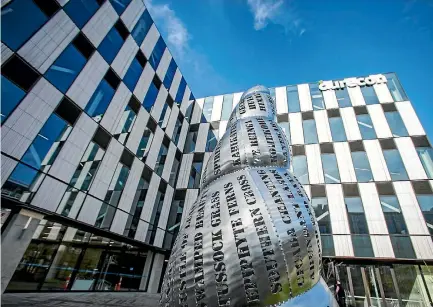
[1, 292, 160, 307]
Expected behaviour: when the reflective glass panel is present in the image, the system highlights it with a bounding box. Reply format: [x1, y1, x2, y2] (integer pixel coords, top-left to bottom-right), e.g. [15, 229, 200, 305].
[188, 162, 202, 189]
[310, 83, 325, 110]
[2, 162, 42, 201]
[109, 0, 131, 14]
[352, 235, 374, 257]
[286, 85, 300, 113]
[351, 151, 373, 182]
[64, 0, 99, 28]
[390, 236, 416, 259]
[345, 197, 369, 234]
[221, 94, 233, 121]
[394, 265, 431, 306]
[184, 131, 197, 153]
[380, 195, 408, 234]
[125, 177, 150, 238]
[416, 194, 433, 235]
[98, 26, 124, 64]
[311, 197, 332, 233]
[45, 44, 87, 93]
[279, 122, 291, 143]
[292, 155, 309, 184]
[155, 143, 168, 176]
[85, 79, 115, 121]
[383, 149, 408, 180]
[169, 154, 180, 187]
[385, 73, 408, 102]
[136, 129, 153, 159]
[329, 117, 347, 142]
[206, 129, 218, 152]
[356, 114, 377, 140]
[149, 37, 166, 70]
[303, 119, 318, 144]
[360, 86, 379, 105]
[123, 58, 142, 92]
[335, 88, 352, 108]
[143, 81, 158, 112]
[146, 189, 165, 244]
[1, 0, 48, 50]
[322, 154, 340, 183]
[320, 235, 335, 256]
[202, 97, 213, 122]
[163, 59, 177, 90]
[416, 147, 433, 179]
[1, 75, 26, 123]
[131, 9, 152, 46]
[385, 111, 408, 137]
[175, 77, 186, 104]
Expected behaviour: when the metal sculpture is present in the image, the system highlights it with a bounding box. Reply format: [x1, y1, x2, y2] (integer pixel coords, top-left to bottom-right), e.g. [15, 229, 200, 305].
[160, 85, 337, 306]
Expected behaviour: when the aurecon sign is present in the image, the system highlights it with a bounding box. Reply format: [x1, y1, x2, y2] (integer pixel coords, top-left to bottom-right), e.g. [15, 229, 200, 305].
[319, 74, 387, 91]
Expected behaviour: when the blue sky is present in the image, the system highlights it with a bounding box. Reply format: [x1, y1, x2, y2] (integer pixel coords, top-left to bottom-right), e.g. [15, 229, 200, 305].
[146, 0, 433, 137]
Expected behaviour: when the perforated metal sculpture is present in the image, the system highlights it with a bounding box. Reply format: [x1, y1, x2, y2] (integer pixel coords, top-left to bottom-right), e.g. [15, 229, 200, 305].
[160, 86, 337, 306]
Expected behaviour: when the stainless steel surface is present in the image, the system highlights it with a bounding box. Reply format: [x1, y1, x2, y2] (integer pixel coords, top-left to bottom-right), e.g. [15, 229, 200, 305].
[160, 86, 337, 306]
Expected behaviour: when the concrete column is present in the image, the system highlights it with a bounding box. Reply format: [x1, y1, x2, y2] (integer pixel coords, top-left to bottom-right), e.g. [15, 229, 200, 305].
[1, 209, 43, 293]
[147, 253, 165, 293]
[139, 250, 154, 291]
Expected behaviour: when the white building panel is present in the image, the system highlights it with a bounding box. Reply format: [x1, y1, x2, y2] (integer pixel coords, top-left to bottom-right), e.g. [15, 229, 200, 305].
[394, 181, 430, 235]
[100, 83, 132, 133]
[117, 157, 144, 213]
[150, 87, 168, 123]
[190, 98, 204, 124]
[334, 142, 357, 183]
[139, 175, 160, 222]
[298, 84, 313, 112]
[180, 189, 199, 227]
[125, 107, 150, 154]
[177, 120, 189, 151]
[2, 79, 63, 160]
[67, 52, 108, 109]
[134, 220, 148, 242]
[77, 196, 103, 225]
[31, 177, 68, 212]
[219, 121, 228, 139]
[333, 235, 354, 257]
[162, 143, 176, 182]
[177, 154, 193, 189]
[306, 144, 324, 184]
[211, 95, 224, 122]
[367, 104, 392, 139]
[411, 236, 433, 259]
[1, 43, 13, 63]
[83, 1, 117, 47]
[18, 10, 78, 74]
[169, 69, 182, 98]
[370, 236, 395, 258]
[111, 36, 139, 78]
[373, 83, 393, 104]
[195, 123, 209, 152]
[156, 49, 172, 80]
[147, 253, 165, 293]
[157, 185, 174, 230]
[364, 140, 391, 181]
[165, 106, 179, 139]
[146, 127, 164, 170]
[289, 113, 304, 145]
[121, 0, 145, 31]
[303, 185, 311, 199]
[110, 210, 129, 235]
[141, 24, 159, 58]
[232, 92, 243, 110]
[133, 63, 154, 103]
[275, 86, 288, 114]
[340, 107, 362, 141]
[347, 85, 365, 106]
[1, 155, 18, 186]
[323, 90, 339, 109]
[314, 110, 332, 143]
[180, 86, 191, 114]
[395, 101, 426, 136]
[395, 137, 428, 180]
[359, 183, 388, 234]
[326, 184, 351, 234]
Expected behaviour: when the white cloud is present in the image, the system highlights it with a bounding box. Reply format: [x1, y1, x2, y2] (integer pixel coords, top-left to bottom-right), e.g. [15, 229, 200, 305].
[145, 0, 190, 58]
[246, 0, 305, 36]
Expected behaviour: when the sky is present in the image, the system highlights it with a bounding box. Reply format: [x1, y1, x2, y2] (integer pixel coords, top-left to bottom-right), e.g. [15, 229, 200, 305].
[146, 0, 433, 138]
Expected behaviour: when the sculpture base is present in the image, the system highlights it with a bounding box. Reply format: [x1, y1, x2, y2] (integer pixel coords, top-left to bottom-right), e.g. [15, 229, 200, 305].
[278, 278, 338, 307]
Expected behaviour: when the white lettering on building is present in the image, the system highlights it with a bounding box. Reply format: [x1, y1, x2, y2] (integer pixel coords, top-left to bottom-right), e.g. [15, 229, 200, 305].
[319, 74, 387, 91]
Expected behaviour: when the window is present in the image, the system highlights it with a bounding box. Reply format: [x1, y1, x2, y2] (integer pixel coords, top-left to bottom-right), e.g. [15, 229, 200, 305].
[286, 85, 300, 113]
[98, 26, 124, 64]
[143, 81, 159, 112]
[2, 55, 40, 92]
[345, 197, 369, 234]
[64, 0, 100, 28]
[21, 114, 70, 171]
[279, 122, 291, 143]
[131, 9, 152, 46]
[390, 236, 416, 259]
[2, 161, 42, 201]
[416, 194, 433, 235]
[335, 88, 352, 108]
[184, 130, 198, 153]
[292, 155, 309, 184]
[351, 151, 373, 182]
[169, 152, 181, 186]
[155, 143, 168, 176]
[175, 77, 186, 105]
[113, 105, 138, 145]
[188, 161, 203, 189]
[321, 153, 340, 183]
[329, 116, 347, 142]
[385, 111, 408, 137]
[206, 129, 218, 152]
[123, 57, 142, 91]
[269, 88, 276, 101]
[2, 0, 48, 50]
[221, 94, 233, 121]
[136, 129, 153, 159]
[311, 197, 332, 234]
[321, 235, 335, 256]
[352, 235, 374, 257]
[45, 44, 87, 93]
[356, 114, 377, 140]
[163, 59, 177, 90]
[96, 163, 130, 229]
[149, 37, 166, 70]
[202, 97, 213, 122]
[158, 103, 171, 128]
[303, 119, 318, 144]
[109, 0, 131, 14]
[361, 86, 379, 105]
[1, 76, 26, 123]
[380, 195, 408, 234]
[383, 149, 408, 180]
[172, 117, 182, 145]
[416, 146, 433, 179]
[184, 99, 194, 122]
[146, 187, 165, 244]
[85, 79, 115, 121]
[385, 73, 408, 102]
[125, 176, 150, 238]
[310, 83, 325, 110]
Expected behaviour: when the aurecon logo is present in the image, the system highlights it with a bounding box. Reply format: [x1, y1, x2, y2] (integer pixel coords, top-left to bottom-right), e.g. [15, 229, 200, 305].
[319, 74, 387, 91]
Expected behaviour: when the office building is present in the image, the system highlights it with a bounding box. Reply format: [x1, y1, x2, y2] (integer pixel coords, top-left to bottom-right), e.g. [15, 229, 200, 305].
[1, 0, 433, 306]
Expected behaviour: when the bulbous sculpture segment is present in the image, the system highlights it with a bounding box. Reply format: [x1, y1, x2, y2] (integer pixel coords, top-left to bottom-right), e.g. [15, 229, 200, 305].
[228, 91, 277, 125]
